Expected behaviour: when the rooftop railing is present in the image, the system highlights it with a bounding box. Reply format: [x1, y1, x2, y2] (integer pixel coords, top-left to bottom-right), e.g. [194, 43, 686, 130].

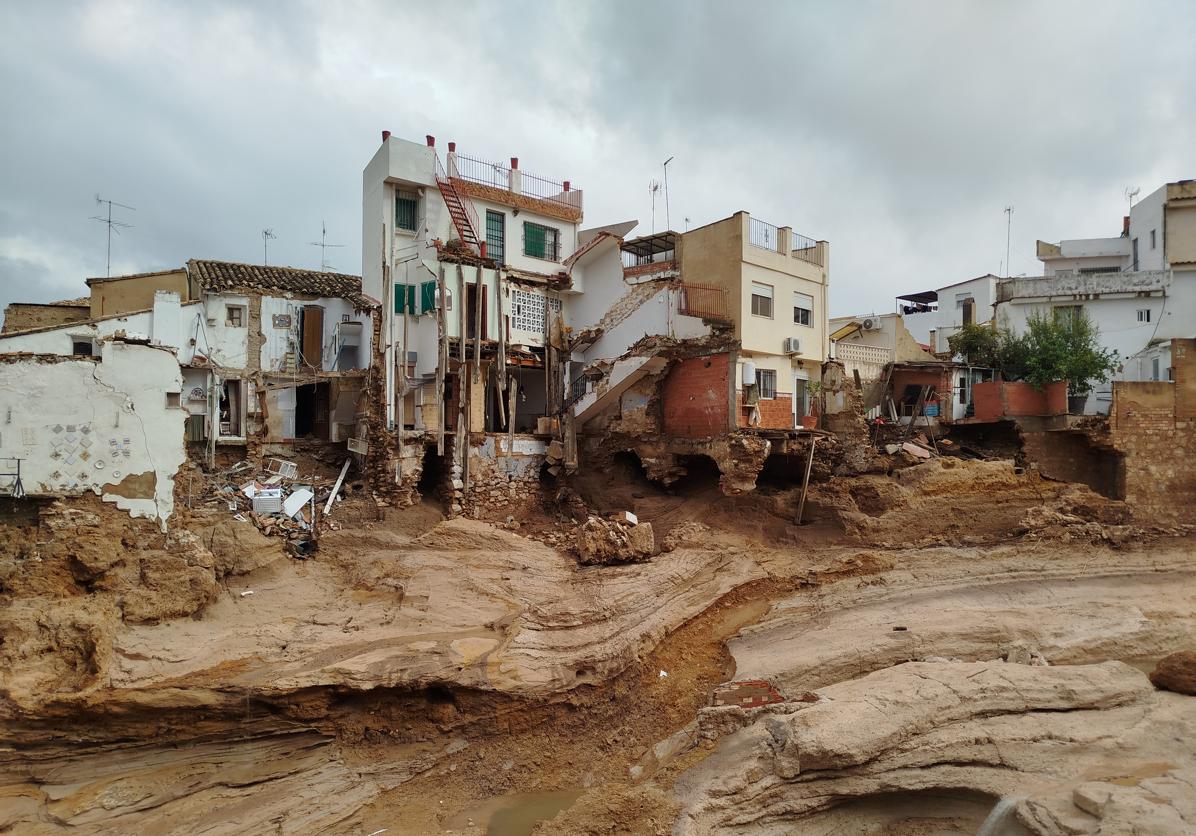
[748, 216, 825, 266]
[749, 217, 780, 252]
[450, 153, 582, 212]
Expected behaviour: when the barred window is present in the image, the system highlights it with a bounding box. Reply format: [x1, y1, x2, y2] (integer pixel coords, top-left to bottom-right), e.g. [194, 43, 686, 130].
[395, 190, 418, 232]
[523, 221, 561, 261]
[486, 210, 505, 263]
[758, 369, 777, 399]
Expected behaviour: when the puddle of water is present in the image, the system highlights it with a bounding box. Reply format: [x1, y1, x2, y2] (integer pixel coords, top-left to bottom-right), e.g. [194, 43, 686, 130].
[445, 789, 583, 836]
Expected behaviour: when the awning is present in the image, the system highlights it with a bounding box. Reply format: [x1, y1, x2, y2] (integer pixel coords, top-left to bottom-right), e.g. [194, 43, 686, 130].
[896, 290, 938, 305]
[620, 231, 677, 259]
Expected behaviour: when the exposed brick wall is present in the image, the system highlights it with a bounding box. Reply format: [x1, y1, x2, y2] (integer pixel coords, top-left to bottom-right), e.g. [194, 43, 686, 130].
[663, 353, 730, 438]
[736, 390, 793, 429]
[1106, 340, 1196, 522]
[2, 304, 90, 333]
[973, 381, 1067, 421]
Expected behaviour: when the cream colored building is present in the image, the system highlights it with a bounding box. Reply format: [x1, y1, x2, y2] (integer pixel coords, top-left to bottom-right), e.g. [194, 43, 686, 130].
[679, 211, 828, 427]
[86, 269, 190, 318]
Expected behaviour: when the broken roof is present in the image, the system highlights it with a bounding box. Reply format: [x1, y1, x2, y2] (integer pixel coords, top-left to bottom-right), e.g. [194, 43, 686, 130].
[187, 260, 376, 308]
[895, 290, 938, 304]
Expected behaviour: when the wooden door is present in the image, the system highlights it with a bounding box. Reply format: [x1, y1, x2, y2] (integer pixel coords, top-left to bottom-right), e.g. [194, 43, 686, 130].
[302, 305, 324, 369]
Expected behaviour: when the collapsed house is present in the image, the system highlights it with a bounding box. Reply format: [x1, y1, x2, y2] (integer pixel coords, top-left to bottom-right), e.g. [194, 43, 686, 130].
[359, 132, 833, 513]
[0, 260, 377, 524]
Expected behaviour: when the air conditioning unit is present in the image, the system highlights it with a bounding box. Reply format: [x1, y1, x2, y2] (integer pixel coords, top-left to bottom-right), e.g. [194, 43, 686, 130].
[783, 337, 802, 354]
[862, 317, 882, 331]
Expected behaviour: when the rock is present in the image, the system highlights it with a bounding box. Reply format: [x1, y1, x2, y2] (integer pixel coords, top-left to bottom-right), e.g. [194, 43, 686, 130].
[1151, 650, 1196, 695]
[576, 516, 655, 565]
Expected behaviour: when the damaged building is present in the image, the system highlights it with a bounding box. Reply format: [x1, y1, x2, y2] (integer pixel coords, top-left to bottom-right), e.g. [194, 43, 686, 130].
[360, 132, 833, 513]
[0, 260, 376, 524]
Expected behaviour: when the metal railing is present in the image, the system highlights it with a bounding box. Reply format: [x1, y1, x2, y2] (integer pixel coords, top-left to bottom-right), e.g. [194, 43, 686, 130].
[519, 169, 583, 211]
[451, 153, 510, 190]
[749, 217, 780, 252]
[678, 283, 731, 322]
[434, 153, 482, 249]
[621, 248, 676, 268]
[791, 232, 822, 266]
[450, 153, 582, 212]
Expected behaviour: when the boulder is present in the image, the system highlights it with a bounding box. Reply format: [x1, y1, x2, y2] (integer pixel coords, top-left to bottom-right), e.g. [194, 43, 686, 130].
[576, 516, 655, 565]
[1151, 651, 1196, 695]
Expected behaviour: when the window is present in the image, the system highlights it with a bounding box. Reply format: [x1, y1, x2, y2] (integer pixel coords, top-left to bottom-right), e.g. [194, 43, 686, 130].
[750, 282, 774, 318]
[1131, 237, 1139, 270]
[395, 189, 418, 232]
[1137, 308, 1151, 323]
[757, 369, 777, 399]
[486, 210, 505, 264]
[71, 340, 93, 356]
[1152, 357, 1160, 381]
[793, 292, 813, 327]
[226, 305, 245, 327]
[1054, 305, 1082, 322]
[1151, 229, 1157, 250]
[523, 221, 561, 261]
[1079, 266, 1115, 274]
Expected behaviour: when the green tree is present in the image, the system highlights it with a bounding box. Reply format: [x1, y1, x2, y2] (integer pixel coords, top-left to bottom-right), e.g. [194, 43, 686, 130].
[1021, 310, 1119, 396]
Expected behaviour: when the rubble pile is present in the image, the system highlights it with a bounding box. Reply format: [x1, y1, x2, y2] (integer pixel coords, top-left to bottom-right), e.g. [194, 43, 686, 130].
[576, 512, 656, 565]
[201, 457, 356, 555]
[1016, 485, 1193, 545]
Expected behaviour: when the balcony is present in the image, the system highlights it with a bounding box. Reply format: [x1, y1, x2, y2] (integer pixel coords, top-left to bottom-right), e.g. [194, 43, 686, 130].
[621, 231, 677, 276]
[678, 283, 731, 323]
[448, 151, 582, 222]
[747, 217, 825, 267]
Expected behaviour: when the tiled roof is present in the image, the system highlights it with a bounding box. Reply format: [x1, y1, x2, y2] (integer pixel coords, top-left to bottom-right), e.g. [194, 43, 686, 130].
[187, 260, 376, 308]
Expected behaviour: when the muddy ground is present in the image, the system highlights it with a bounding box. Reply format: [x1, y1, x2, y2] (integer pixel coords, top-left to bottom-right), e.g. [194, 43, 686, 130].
[1, 452, 1193, 835]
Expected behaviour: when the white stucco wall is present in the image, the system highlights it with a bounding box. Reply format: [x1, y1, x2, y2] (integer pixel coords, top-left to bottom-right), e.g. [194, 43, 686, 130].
[582, 286, 708, 363]
[1130, 185, 1167, 272]
[0, 296, 201, 360]
[933, 276, 997, 353]
[258, 295, 371, 372]
[0, 341, 186, 526]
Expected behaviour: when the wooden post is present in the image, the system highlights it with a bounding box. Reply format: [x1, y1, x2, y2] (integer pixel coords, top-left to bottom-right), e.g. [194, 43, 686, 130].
[473, 265, 483, 384]
[796, 436, 819, 525]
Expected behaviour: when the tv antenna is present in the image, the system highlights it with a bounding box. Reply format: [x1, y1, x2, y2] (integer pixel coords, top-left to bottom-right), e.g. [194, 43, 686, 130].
[1004, 205, 1014, 277]
[90, 195, 135, 277]
[308, 221, 344, 272]
[262, 228, 276, 265]
[649, 180, 661, 233]
[662, 156, 674, 231]
[1125, 186, 1140, 209]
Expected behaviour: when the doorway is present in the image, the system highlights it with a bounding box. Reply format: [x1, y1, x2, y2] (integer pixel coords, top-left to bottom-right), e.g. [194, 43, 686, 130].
[300, 305, 325, 369]
[295, 382, 330, 439]
[219, 379, 245, 437]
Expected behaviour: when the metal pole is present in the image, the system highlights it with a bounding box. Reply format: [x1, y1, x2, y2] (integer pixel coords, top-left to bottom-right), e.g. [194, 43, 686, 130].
[663, 156, 673, 230]
[796, 436, 819, 525]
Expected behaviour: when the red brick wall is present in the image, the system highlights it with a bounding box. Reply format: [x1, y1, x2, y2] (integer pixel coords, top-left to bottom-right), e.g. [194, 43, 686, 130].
[973, 381, 1067, 420]
[662, 353, 731, 438]
[736, 391, 794, 429]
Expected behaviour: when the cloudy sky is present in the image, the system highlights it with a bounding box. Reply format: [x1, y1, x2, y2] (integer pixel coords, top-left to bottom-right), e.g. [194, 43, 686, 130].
[2, 0, 1194, 316]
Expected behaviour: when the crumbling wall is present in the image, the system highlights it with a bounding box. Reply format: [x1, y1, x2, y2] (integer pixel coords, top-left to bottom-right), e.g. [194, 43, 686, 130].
[1108, 381, 1196, 523]
[457, 434, 547, 518]
[0, 342, 186, 526]
[2, 303, 90, 334]
[1019, 427, 1124, 500]
[662, 353, 732, 438]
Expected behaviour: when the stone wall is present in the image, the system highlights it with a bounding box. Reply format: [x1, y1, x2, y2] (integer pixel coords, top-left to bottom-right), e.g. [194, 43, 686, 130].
[1106, 339, 1196, 522]
[456, 434, 547, 519]
[1019, 427, 1124, 499]
[2, 303, 90, 334]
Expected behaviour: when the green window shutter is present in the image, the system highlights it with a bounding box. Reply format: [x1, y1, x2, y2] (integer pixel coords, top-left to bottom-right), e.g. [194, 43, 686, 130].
[420, 281, 436, 314]
[524, 221, 545, 258]
[394, 283, 404, 314]
[407, 284, 416, 314]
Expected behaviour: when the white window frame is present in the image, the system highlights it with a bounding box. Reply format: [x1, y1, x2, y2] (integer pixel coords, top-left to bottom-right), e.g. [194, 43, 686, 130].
[395, 189, 419, 234]
[1137, 308, 1151, 323]
[793, 292, 814, 327]
[757, 368, 777, 399]
[751, 282, 774, 319]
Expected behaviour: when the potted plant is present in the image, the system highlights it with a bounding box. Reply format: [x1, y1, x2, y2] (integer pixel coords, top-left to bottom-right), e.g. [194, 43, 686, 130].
[801, 381, 823, 429]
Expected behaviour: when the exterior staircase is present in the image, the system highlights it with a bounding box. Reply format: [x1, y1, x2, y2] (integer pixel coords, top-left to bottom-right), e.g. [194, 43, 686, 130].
[435, 155, 483, 255]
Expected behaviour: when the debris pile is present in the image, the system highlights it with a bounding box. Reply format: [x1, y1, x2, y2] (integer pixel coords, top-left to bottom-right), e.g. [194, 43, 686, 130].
[202, 457, 355, 556]
[576, 512, 655, 565]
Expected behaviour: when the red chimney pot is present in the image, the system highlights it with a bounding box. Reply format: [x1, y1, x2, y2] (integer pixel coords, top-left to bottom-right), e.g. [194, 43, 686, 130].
[381, 130, 391, 143]
[510, 157, 519, 170]
[563, 180, 571, 192]
[1123, 215, 1131, 235]
[426, 135, 435, 147]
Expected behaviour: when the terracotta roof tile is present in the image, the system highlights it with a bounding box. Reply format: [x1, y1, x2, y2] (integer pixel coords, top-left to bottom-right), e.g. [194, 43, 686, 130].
[187, 260, 376, 308]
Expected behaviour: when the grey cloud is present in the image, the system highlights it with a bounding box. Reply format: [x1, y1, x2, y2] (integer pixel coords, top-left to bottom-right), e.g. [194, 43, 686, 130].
[1, 0, 1194, 317]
